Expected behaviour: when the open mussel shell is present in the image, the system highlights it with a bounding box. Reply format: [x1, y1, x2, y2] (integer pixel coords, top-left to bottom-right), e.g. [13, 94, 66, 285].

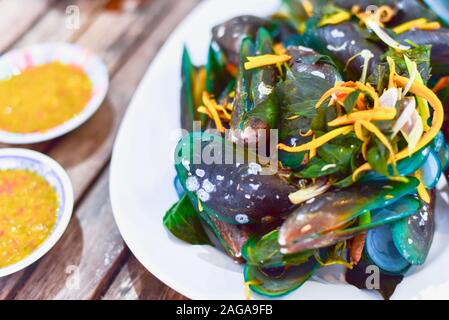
[242, 230, 313, 268]
[278, 178, 420, 254]
[287, 46, 340, 85]
[244, 256, 319, 297]
[365, 223, 412, 275]
[391, 195, 435, 265]
[175, 132, 297, 225]
[420, 149, 442, 189]
[229, 38, 254, 131]
[424, 0, 449, 26]
[198, 209, 250, 262]
[229, 29, 281, 148]
[303, 21, 383, 80]
[212, 15, 273, 66]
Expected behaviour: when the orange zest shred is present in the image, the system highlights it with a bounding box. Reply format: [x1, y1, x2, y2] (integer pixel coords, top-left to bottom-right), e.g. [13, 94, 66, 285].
[354, 120, 368, 141]
[277, 126, 353, 152]
[315, 87, 356, 108]
[415, 170, 431, 204]
[362, 137, 370, 160]
[201, 92, 225, 132]
[393, 18, 441, 34]
[433, 76, 449, 94]
[318, 10, 351, 27]
[352, 75, 444, 180]
[328, 108, 396, 126]
[355, 82, 379, 108]
[300, 129, 314, 137]
[225, 63, 238, 77]
[273, 43, 287, 55]
[244, 54, 291, 70]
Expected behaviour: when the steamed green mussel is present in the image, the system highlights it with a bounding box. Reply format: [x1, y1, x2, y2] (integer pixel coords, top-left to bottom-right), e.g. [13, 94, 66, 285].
[163, 0, 449, 299]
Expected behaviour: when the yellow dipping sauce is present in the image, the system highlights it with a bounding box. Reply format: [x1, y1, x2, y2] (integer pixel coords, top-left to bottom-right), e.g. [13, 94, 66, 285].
[0, 169, 58, 268]
[0, 62, 92, 133]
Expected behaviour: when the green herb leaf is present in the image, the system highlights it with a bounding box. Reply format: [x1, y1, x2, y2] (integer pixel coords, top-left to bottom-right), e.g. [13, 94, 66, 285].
[343, 90, 361, 114]
[163, 195, 212, 245]
[366, 137, 390, 178]
[295, 157, 340, 178]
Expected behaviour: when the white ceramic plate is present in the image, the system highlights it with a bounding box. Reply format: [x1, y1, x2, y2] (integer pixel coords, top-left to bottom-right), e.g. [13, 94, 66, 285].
[0, 42, 109, 144]
[0, 148, 74, 277]
[110, 0, 449, 299]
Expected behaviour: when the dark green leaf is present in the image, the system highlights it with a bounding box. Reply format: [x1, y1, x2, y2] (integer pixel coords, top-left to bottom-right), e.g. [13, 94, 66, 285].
[244, 93, 279, 129]
[343, 90, 361, 114]
[295, 156, 340, 178]
[163, 195, 212, 245]
[382, 45, 432, 83]
[367, 137, 390, 178]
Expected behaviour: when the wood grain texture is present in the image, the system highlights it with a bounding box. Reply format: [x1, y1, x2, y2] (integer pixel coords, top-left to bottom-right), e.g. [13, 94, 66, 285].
[0, 0, 200, 300]
[0, 0, 53, 51]
[102, 255, 187, 300]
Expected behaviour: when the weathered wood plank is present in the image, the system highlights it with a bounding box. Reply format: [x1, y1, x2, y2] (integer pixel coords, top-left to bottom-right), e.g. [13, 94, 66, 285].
[0, 0, 158, 295]
[8, 0, 200, 299]
[0, 0, 54, 52]
[15, 0, 110, 47]
[102, 255, 187, 300]
[50, 0, 178, 201]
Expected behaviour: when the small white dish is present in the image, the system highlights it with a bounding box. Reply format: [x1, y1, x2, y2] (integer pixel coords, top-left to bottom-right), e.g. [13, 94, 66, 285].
[0, 148, 74, 277]
[0, 42, 109, 144]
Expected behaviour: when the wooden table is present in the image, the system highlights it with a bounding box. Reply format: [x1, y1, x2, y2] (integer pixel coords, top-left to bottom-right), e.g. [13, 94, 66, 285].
[0, 0, 197, 300]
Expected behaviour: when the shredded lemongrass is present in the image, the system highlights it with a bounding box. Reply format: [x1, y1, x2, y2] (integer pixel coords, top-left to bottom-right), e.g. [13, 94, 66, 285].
[364, 18, 411, 51]
[244, 54, 291, 70]
[277, 126, 353, 152]
[415, 170, 431, 204]
[403, 55, 430, 131]
[328, 108, 397, 126]
[393, 18, 441, 34]
[387, 56, 396, 88]
[402, 60, 417, 97]
[359, 49, 374, 84]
